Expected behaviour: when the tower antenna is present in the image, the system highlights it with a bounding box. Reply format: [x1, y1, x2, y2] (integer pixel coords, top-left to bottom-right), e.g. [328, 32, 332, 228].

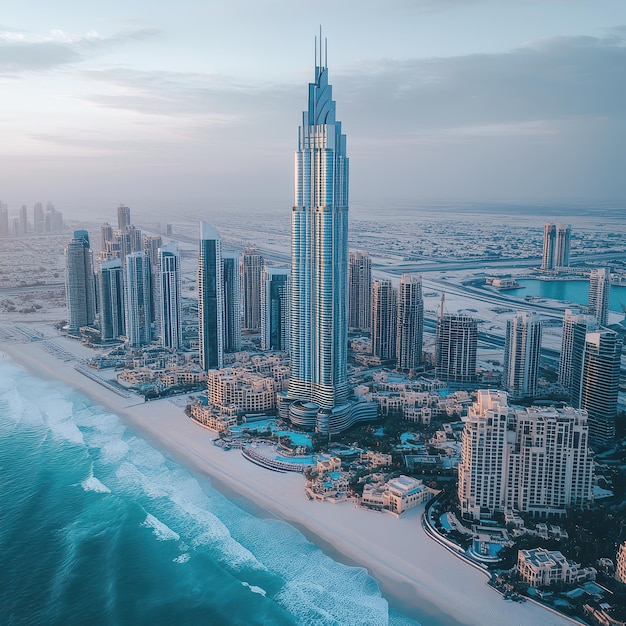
[319, 25, 323, 68]
[325, 36, 328, 68]
[314, 34, 317, 68]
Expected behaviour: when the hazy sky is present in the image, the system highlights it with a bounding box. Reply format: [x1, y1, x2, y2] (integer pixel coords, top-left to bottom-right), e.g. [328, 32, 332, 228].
[2, 0, 626, 216]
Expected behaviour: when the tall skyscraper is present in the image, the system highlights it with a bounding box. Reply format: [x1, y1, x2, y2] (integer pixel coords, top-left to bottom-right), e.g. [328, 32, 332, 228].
[198, 222, 224, 370]
[371, 279, 397, 363]
[98, 258, 125, 341]
[100, 223, 114, 260]
[458, 391, 593, 520]
[117, 204, 131, 232]
[240, 248, 264, 333]
[559, 309, 598, 392]
[157, 242, 182, 350]
[124, 251, 153, 348]
[541, 223, 556, 271]
[222, 254, 242, 353]
[554, 224, 571, 268]
[261, 267, 290, 351]
[286, 44, 376, 433]
[503, 311, 542, 400]
[144, 235, 163, 271]
[65, 230, 96, 333]
[348, 250, 372, 332]
[588, 267, 610, 327]
[396, 274, 423, 372]
[571, 330, 621, 448]
[435, 313, 477, 384]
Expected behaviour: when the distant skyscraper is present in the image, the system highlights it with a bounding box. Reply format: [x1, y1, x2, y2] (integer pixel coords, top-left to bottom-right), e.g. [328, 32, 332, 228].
[261, 267, 290, 351]
[65, 230, 96, 333]
[503, 311, 542, 399]
[396, 274, 423, 372]
[222, 254, 242, 353]
[559, 309, 598, 392]
[198, 222, 224, 370]
[588, 267, 610, 326]
[98, 258, 125, 341]
[124, 251, 153, 348]
[554, 224, 571, 268]
[348, 251, 372, 332]
[33, 202, 44, 233]
[240, 248, 264, 333]
[19, 205, 28, 235]
[371, 279, 397, 363]
[571, 330, 621, 448]
[117, 204, 131, 232]
[286, 44, 376, 433]
[435, 313, 477, 384]
[144, 235, 163, 271]
[0, 203, 8, 237]
[157, 243, 182, 350]
[541, 223, 556, 271]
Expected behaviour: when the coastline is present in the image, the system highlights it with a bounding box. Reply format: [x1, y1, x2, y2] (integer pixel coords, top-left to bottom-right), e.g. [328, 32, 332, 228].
[0, 332, 575, 626]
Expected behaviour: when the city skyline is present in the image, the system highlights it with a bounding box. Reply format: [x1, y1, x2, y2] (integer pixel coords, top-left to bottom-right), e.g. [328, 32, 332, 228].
[2, 3, 626, 214]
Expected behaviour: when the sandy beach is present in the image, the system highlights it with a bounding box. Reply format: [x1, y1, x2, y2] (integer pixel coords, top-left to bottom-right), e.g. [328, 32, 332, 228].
[1, 327, 576, 626]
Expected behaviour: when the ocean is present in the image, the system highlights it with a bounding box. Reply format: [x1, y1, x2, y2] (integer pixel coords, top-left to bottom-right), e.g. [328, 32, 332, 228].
[0, 357, 422, 626]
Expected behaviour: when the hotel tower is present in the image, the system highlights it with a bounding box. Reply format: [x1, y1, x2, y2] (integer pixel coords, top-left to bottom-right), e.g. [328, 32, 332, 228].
[286, 40, 375, 434]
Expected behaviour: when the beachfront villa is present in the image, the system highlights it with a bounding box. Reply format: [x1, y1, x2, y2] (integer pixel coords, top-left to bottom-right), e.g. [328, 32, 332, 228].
[207, 368, 276, 414]
[361, 475, 435, 516]
[517, 548, 596, 588]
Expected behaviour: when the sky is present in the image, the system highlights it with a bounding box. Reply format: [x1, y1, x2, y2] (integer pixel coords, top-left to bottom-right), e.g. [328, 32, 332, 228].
[1, 0, 626, 218]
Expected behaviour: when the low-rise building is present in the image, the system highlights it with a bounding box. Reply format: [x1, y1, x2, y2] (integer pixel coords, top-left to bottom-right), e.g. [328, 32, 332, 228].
[361, 475, 434, 516]
[190, 403, 237, 432]
[517, 548, 596, 588]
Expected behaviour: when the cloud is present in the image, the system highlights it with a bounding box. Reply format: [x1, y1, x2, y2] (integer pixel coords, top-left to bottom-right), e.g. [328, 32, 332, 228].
[0, 27, 159, 73]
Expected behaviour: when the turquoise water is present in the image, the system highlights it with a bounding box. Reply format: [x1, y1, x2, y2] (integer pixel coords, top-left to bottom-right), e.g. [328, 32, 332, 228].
[0, 359, 423, 626]
[507, 279, 626, 313]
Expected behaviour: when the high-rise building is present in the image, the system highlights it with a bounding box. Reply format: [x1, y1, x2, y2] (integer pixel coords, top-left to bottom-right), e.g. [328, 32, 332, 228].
[117, 204, 131, 232]
[503, 311, 542, 400]
[240, 248, 264, 333]
[144, 235, 163, 271]
[64, 230, 96, 333]
[541, 223, 556, 271]
[435, 313, 477, 384]
[100, 222, 114, 259]
[157, 242, 182, 350]
[98, 258, 125, 341]
[458, 390, 593, 520]
[371, 279, 397, 363]
[396, 274, 423, 372]
[261, 267, 290, 352]
[286, 44, 376, 434]
[348, 250, 372, 332]
[588, 267, 610, 327]
[222, 254, 241, 353]
[571, 330, 621, 448]
[554, 224, 571, 268]
[559, 309, 598, 392]
[124, 251, 153, 348]
[198, 222, 224, 370]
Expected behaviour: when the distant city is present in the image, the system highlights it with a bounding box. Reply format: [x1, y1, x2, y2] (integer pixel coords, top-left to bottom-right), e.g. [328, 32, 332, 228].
[2, 46, 626, 626]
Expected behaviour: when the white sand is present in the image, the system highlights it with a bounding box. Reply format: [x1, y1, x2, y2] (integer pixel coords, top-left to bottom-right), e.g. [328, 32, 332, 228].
[1, 331, 576, 626]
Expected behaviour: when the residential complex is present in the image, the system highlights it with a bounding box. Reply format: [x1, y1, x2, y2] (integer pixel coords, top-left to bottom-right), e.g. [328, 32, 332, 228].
[588, 267, 610, 327]
[372, 279, 397, 363]
[396, 273, 423, 372]
[240, 247, 264, 333]
[157, 242, 182, 350]
[458, 390, 593, 519]
[261, 266, 290, 352]
[517, 549, 595, 588]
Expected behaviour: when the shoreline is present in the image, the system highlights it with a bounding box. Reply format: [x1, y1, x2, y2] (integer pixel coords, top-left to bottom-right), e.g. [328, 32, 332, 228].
[0, 331, 574, 626]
